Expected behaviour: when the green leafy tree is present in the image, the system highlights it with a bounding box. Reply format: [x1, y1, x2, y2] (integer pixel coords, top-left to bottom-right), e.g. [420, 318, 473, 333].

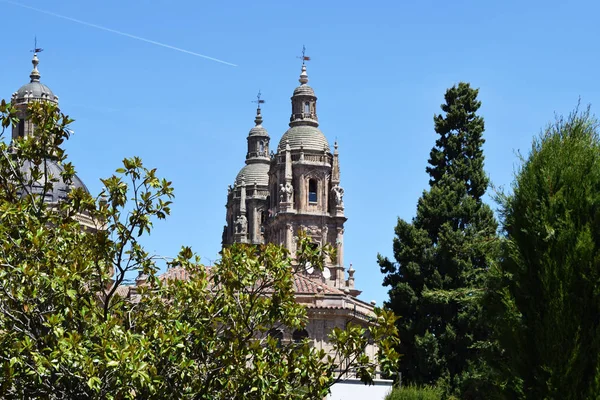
[378, 83, 498, 395]
[485, 108, 600, 399]
[0, 100, 400, 399]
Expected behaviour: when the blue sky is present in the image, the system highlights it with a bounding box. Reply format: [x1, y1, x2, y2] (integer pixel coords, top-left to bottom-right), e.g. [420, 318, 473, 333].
[1, 0, 599, 305]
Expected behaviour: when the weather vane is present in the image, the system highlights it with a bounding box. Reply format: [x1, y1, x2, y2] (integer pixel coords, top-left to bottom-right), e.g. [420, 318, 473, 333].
[30, 36, 43, 54]
[252, 90, 265, 110]
[297, 45, 310, 65]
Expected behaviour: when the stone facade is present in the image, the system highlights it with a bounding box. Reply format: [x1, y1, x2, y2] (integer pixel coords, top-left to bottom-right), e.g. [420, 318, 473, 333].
[223, 63, 357, 292]
[223, 61, 377, 364]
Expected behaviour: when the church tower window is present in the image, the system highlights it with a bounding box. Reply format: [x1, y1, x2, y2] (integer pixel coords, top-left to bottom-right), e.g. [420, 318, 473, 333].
[304, 102, 310, 114]
[17, 120, 25, 137]
[308, 179, 317, 203]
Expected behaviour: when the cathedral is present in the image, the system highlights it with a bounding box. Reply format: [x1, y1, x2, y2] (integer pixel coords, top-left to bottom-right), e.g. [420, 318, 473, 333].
[7, 50, 378, 362]
[223, 61, 354, 291]
[221, 59, 376, 351]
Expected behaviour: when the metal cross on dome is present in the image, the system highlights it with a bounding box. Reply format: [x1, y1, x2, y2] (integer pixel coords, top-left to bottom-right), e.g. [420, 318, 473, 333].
[30, 37, 43, 54]
[297, 45, 310, 65]
[252, 90, 265, 110]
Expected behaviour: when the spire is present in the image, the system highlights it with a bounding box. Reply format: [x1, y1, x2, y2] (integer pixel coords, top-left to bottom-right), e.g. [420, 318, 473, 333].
[297, 46, 310, 85]
[252, 90, 265, 126]
[29, 37, 43, 82]
[240, 178, 247, 214]
[332, 141, 340, 184]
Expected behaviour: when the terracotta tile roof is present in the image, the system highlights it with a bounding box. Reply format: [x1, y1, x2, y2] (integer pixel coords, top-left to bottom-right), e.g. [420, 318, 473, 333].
[293, 274, 345, 295]
[160, 266, 193, 282]
[158, 267, 346, 296]
[113, 285, 132, 298]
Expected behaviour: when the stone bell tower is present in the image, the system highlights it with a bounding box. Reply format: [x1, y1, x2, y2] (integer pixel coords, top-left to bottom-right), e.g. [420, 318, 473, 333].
[222, 93, 271, 246]
[263, 59, 354, 292]
[11, 49, 59, 140]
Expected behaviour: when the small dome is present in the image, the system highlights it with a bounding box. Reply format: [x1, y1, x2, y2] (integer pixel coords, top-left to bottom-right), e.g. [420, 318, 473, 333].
[235, 162, 270, 186]
[293, 84, 316, 97]
[18, 159, 89, 203]
[13, 82, 58, 103]
[278, 125, 330, 153]
[292, 64, 315, 97]
[248, 125, 268, 137]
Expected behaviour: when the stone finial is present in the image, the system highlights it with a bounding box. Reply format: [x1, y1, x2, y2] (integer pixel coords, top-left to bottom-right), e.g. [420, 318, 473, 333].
[30, 53, 41, 82]
[348, 264, 355, 286]
[299, 64, 309, 85]
[254, 107, 263, 126]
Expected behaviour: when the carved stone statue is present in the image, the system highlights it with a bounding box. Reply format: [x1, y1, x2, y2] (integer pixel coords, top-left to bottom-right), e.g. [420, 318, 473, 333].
[331, 184, 344, 207]
[280, 182, 294, 203]
[285, 182, 294, 203]
[235, 214, 247, 235]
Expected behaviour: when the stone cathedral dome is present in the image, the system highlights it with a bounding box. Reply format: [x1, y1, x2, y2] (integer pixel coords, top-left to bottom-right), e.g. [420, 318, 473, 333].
[12, 51, 89, 203]
[235, 163, 270, 186]
[278, 125, 329, 153]
[18, 160, 89, 203]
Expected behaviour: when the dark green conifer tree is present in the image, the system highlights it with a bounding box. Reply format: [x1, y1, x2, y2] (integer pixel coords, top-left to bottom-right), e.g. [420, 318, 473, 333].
[379, 83, 498, 394]
[486, 108, 600, 399]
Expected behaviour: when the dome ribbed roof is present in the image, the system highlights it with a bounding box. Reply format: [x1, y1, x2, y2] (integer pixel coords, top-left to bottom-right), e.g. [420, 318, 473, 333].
[235, 162, 270, 186]
[293, 84, 315, 97]
[14, 82, 57, 103]
[248, 125, 268, 137]
[18, 159, 89, 203]
[277, 125, 330, 153]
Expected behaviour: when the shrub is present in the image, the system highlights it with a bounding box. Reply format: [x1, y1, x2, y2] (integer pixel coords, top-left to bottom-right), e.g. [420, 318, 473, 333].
[385, 384, 443, 400]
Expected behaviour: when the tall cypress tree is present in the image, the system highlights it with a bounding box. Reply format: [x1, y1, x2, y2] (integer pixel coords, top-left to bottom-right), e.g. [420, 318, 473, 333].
[379, 83, 498, 393]
[486, 109, 600, 399]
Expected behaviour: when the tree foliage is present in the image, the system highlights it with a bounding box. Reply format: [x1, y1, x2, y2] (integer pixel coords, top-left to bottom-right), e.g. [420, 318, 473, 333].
[485, 108, 600, 399]
[378, 83, 498, 395]
[0, 101, 400, 399]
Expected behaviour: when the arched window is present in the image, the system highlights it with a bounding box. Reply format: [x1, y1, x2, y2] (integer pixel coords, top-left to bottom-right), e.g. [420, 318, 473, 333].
[259, 140, 264, 153]
[304, 102, 310, 114]
[267, 328, 284, 347]
[308, 179, 318, 203]
[17, 120, 25, 137]
[293, 329, 309, 343]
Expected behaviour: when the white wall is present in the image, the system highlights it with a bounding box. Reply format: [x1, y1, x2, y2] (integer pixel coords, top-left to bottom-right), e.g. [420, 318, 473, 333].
[328, 379, 393, 400]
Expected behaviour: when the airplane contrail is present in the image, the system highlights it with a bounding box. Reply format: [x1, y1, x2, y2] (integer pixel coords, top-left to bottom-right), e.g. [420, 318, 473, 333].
[1, 0, 238, 67]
